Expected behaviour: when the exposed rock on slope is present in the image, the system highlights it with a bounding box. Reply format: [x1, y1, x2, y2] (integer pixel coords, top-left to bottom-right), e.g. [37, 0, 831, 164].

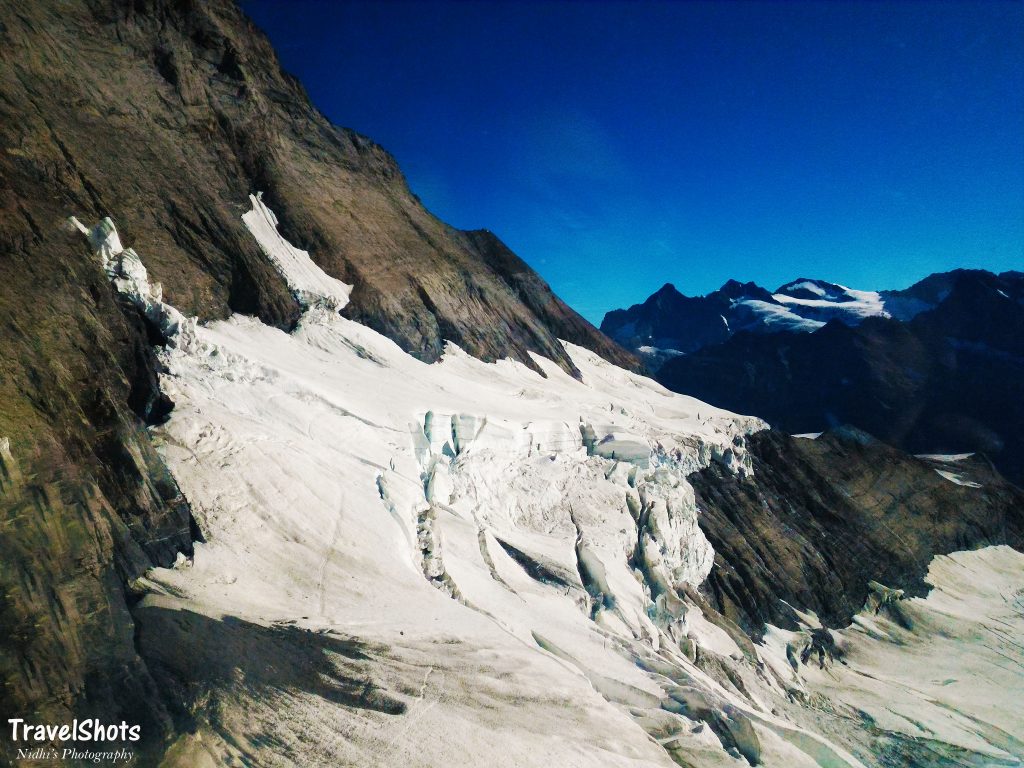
[600, 281, 764, 356]
[690, 427, 1024, 635]
[0, 214, 192, 754]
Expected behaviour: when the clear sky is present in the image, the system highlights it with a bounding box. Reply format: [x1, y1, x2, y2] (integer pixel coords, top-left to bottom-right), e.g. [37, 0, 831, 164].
[243, 0, 1024, 324]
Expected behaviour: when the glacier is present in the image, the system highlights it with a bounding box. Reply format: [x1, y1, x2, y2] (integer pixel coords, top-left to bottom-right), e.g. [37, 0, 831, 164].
[772, 281, 889, 324]
[71, 201, 1024, 767]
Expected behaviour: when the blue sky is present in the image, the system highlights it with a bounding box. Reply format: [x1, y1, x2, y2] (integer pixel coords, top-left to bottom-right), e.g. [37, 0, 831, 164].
[243, 0, 1024, 324]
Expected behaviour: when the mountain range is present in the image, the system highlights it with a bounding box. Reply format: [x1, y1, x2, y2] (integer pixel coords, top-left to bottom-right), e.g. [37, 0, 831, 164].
[601, 270, 1016, 359]
[1, 2, 1022, 767]
[604, 270, 1024, 485]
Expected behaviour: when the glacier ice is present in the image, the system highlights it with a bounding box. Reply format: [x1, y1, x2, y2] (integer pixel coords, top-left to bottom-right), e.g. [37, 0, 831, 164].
[241, 193, 352, 311]
[71, 215, 197, 349]
[72, 203, 1024, 768]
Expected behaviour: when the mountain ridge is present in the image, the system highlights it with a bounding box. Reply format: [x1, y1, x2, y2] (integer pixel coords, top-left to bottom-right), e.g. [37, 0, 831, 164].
[601, 268, 1019, 364]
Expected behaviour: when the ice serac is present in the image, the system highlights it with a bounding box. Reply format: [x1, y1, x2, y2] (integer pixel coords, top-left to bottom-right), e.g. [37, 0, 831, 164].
[71, 215, 198, 349]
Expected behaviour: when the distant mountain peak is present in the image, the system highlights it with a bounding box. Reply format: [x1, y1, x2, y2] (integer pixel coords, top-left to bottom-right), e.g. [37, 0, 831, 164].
[657, 265, 1024, 485]
[718, 279, 772, 300]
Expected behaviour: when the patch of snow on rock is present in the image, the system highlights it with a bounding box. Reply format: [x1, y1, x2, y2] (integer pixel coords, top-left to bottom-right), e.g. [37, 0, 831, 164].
[934, 468, 983, 488]
[241, 192, 352, 310]
[771, 285, 889, 323]
[733, 299, 826, 332]
[917, 452, 975, 462]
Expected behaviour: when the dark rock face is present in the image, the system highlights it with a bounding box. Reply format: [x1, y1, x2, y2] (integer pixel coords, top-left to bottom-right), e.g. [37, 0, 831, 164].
[0, 217, 192, 758]
[460, 230, 636, 371]
[660, 270, 1024, 485]
[690, 427, 1024, 636]
[878, 270, 961, 320]
[600, 281, 769, 356]
[0, 0, 632, 754]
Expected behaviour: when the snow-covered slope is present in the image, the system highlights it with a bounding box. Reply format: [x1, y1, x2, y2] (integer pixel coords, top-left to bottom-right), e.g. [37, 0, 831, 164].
[761, 546, 1024, 767]
[240, 193, 353, 312]
[771, 279, 889, 325]
[74, 204, 1024, 767]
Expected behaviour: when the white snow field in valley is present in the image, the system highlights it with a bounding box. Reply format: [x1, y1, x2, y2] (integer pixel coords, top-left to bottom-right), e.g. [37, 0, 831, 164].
[73, 202, 1024, 767]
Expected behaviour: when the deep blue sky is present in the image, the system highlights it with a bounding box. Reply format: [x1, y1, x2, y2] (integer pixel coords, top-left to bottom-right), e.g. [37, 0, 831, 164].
[243, 0, 1024, 324]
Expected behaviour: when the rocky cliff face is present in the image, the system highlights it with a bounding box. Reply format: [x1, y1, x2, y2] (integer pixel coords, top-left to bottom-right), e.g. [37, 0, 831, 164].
[0, 207, 192, 752]
[2, 0, 635, 372]
[0, 0, 631, 754]
[690, 427, 1024, 636]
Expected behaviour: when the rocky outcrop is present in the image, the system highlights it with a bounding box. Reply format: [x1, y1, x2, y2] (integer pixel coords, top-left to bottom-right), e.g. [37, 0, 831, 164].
[690, 427, 1024, 636]
[0, 181, 194, 758]
[0, 443, 186, 765]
